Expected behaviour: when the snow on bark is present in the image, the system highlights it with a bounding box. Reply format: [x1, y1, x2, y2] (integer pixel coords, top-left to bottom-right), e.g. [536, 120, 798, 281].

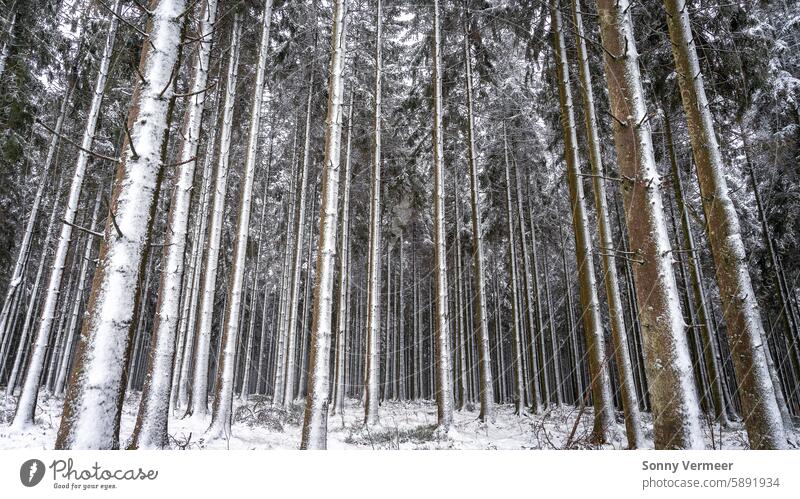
[189, 13, 242, 422]
[280, 70, 315, 407]
[206, 2, 274, 440]
[129, 0, 219, 449]
[300, 0, 347, 449]
[0, 81, 70, 350]
[569, 0, 644, 448]
[11, 2, 118, 430]
[664, 112, 732, 427]
[331, 91, 355, 417]
[176, 83, 221, 412]
[54, 189, 102, 396]
[596, 0, 704, 449]
[462, 16, 494, 423]
[663, 0, 787, 450]
[503, 128, 526, 416]
[53, 0, 187, 449]
[5, 177, 64, 399]
[364, 0, 383, 428]
[550, 0, 615, 444]
[431, 0, 454, 430]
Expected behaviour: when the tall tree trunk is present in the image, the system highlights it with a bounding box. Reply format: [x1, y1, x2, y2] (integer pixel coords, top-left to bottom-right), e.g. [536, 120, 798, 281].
[332, 92, 354, 415]
[54, 0, 187, 449]
[54, 188, 102, 396]
[281, 69, 315, 407]
[130, 0, 220, 448]
[664, 0, 786, 449]
[300, 0, 347, 449]
[206, 2, 274, 439]
[241, 175, 271, 400]
[189, 13, 242, 421]
[663, 110, 733, 427]
[175, 76, 223, 411]
[462, 14, 494, 421]
[550, 0, 615, 444]
[569, 0, 643, 448]
[6, 177, 64, 398]
[11, 2, 118, 430]
[596, 0, 704, 449]
[431, 0, 454, 430]
[364, 0, 383, 427]
[503, 128, 525, 415]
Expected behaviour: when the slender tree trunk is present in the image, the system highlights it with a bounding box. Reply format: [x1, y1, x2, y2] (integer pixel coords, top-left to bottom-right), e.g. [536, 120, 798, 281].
[364, 0, 383, 427]
[332, 92, 354, 416]
[568, 0, 643, 447]
[431, 0, 454, 430]
[596, 0, 704, 449]
[54, 188, 102, 396]
[206, 2, 274, 439]
[462, 15, 494, 421]
[503, 128, 525, 415]
[240, 177, 271, 400]
[550, 0, 615, 444]
[300, 0, 347, 448]
[189, 13, 242, 421]
[11, 2, 118, 429]
[6, 177, 64, 399]
[281, 69, 316, 407]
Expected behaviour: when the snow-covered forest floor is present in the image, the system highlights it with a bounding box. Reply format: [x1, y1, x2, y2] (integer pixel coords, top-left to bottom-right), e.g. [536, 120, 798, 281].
[1, 394, 798, 450]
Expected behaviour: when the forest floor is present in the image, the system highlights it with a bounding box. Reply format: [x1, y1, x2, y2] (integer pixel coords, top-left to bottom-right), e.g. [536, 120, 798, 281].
[0, 392, 797, 450]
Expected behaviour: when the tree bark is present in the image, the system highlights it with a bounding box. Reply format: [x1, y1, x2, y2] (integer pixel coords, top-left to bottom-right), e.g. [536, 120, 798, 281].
[596, 0, 704, 449]
[54, 0, 187, 449]
[550, 0, 615, 444]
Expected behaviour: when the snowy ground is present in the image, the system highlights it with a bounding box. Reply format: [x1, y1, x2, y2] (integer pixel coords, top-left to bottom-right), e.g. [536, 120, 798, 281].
[1, 393, 797, 450]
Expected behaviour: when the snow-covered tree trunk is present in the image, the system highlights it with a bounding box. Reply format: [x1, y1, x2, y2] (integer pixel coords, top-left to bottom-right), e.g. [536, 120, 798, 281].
[54, 188, 102, 396]
[452, 171, 468, 409]
[300, 0, 347, 449]
[431, 0, 454, 430]
[189, 13, 242, 421]
[280, 70, 315, 407]
[5, 177, 64, 399]
[503, 129, 525, 415]
[742, 124, 796, 426]
[10, 2, 118, 430]
[128, 0, 219, 449]
[663, 110, 732, 427]
[364, 0, 383, 427]
[331, 91, 354, 417]
[595, 0, 704, 449]
[241, 178, 271, 399]
[550, 0, 615, 443]
[206, 1, 274, 439]
[569, 0, 643, 447]
[663, 0, 787, 449]
[462, 16, 494, 422]
[177, 82, 222, 411]
[53, 0, 188, 449]
[273, 126, 300, 403]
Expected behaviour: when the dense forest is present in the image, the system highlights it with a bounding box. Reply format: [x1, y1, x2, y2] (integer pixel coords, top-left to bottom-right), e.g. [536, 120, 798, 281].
[0, 0, 798, 450]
